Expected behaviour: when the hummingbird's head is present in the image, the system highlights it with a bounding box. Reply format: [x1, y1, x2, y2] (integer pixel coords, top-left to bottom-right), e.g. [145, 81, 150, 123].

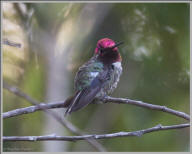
[94, 38, 123, 63]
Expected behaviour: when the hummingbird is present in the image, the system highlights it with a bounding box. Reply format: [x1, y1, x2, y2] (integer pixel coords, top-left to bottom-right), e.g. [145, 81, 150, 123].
[64, 38, 123, 115]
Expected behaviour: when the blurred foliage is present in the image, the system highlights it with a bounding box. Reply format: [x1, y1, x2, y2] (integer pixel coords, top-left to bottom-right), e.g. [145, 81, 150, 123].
[3, 2, 189, 152]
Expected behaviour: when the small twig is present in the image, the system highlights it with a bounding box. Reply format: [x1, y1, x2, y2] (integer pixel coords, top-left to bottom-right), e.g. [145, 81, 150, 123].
[3, 83, 106, 152]
[3, 39, 22, 48]
[3, 123, 189, 142]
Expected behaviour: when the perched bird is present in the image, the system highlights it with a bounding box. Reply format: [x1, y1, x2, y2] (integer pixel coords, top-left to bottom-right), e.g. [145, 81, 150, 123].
[64, 38, 123, 115]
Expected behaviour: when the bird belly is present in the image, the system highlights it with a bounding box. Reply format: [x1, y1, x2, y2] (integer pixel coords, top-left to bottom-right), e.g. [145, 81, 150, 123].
[95, 62, 122, 98]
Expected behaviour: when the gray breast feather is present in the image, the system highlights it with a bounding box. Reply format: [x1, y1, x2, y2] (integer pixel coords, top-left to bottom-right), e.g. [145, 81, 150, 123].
[96, 62, 122, 98]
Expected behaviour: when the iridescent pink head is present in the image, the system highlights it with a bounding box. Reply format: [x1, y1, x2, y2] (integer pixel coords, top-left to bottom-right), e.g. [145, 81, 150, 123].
[94, 38, 119, 54]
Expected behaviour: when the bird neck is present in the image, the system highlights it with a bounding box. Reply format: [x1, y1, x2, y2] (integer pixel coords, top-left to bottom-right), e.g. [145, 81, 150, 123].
[97, 51, 122, 65]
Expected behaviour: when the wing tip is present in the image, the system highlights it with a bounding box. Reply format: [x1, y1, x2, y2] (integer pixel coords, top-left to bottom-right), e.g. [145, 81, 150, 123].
[64, 91, 82, 116]
[64, 109, 71, 117]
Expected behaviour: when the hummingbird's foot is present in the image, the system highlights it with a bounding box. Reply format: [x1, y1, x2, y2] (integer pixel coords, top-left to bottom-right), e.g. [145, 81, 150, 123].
[92, 99, 104, 104]
[97, 94, 109, 104]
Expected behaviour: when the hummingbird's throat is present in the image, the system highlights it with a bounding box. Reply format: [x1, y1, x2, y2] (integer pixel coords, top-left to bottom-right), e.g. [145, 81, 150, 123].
[99, 51, 122, 64]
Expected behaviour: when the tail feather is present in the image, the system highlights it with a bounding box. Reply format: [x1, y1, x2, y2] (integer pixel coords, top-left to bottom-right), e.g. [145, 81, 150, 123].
[63, 96, 74, 108]
[64, 91, 81, 116]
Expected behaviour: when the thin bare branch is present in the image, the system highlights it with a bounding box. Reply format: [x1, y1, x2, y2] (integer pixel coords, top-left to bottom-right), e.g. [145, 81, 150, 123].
[3, 39, 22, 48]
[3, 123, 189, 142]
[3, 84, 190, 121]
[3, 83, 106, 152]
[102, 96, 190, 121]
[3, 101, 65, 119]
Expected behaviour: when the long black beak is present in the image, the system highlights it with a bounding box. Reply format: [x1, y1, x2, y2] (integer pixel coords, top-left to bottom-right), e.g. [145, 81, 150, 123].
[111, 41, 124, 49]
[99, 41, 124, 53]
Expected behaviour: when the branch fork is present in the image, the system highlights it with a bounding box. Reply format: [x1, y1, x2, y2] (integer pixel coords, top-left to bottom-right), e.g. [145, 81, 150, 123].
[3, 83, 190, 145]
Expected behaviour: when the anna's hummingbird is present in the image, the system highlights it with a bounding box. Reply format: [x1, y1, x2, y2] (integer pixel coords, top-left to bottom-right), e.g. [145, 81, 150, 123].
[64, 38, 123, 115]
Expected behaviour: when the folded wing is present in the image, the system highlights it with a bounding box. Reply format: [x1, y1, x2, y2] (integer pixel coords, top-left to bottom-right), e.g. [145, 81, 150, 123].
[65, 69, 109, 115]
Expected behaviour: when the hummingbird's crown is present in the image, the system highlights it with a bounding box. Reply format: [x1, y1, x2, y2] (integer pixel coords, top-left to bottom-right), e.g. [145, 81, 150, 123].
[94, 38, 118, 54]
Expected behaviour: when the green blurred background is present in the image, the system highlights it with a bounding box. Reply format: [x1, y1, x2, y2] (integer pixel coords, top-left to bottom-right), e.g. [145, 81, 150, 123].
[3, 2, 190, 152]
